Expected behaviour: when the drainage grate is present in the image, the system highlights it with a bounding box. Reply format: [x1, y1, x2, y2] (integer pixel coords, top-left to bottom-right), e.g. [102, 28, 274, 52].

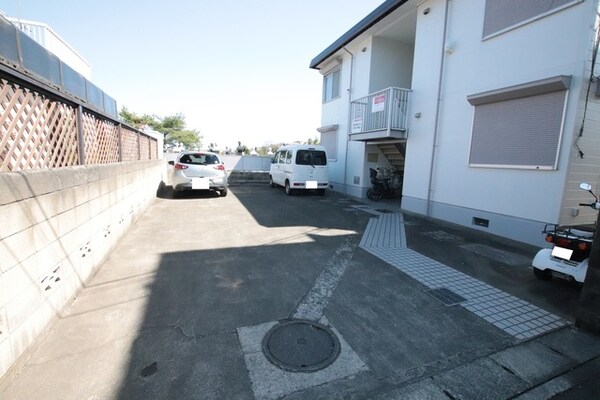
[262, 319, 340, 373]
[424, 287, 467, 306]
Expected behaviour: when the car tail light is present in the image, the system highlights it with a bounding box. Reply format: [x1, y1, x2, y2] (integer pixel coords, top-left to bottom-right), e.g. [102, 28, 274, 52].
[578, 242, 589, 251]
[545, 235, 554, 243]
[174, 163, 188, 170]
[214, 164, 225, 171]
[555, 238, 571, 248]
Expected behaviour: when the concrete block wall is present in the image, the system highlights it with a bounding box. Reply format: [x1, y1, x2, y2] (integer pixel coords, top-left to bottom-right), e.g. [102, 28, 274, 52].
[0, 160, 163, 381]
[220, 155, 272, 172]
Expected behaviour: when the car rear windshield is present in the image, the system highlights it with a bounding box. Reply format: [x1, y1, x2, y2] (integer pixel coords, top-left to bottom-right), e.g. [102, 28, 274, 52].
[179, 153, 220, 165]
[295, 150, 327, 166]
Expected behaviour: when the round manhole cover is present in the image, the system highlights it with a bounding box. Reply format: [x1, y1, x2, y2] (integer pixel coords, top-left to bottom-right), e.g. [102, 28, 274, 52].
[262, 319, 341, 372]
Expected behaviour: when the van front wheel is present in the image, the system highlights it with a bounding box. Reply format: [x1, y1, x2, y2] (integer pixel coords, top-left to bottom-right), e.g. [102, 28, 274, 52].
[285, 181, 294, 196]
[269, 176, 276, 188]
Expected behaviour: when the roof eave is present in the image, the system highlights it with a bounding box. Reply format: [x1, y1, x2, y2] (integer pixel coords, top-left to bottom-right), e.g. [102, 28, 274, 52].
[309, 0, 409, 69]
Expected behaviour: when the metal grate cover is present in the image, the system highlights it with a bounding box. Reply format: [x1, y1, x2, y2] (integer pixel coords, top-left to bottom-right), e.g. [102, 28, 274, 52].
[424, 287, 467, 306]
[262, 320, 340, 373]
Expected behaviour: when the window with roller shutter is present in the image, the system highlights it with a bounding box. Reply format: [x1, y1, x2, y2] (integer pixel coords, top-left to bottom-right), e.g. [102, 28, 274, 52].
[467, 76, 571, 170]
[483, 0, 583, 38]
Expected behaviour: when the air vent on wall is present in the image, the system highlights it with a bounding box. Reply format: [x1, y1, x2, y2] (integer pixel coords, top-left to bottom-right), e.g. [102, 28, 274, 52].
[473, 217, 489, 228]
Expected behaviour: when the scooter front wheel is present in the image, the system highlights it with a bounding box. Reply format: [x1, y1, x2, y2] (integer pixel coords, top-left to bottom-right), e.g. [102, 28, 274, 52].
[533, 267, 552, 281]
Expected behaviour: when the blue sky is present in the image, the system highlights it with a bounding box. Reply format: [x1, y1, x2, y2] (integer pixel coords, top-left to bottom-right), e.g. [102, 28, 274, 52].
[1, 0, 385, 149]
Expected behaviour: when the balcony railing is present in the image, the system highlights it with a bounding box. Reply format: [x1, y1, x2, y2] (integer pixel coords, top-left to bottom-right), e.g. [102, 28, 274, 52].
[350, 87, 410, 141]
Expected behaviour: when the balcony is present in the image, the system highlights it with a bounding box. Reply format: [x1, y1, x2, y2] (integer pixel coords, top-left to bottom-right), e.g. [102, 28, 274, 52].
[349, 87, 410, 142]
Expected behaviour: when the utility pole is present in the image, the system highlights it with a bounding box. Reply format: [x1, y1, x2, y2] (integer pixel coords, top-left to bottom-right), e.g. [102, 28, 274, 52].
[576, 202, 600, 334]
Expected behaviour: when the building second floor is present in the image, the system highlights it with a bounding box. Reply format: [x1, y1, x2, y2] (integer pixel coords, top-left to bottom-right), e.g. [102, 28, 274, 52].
[311, 0, 598, 145]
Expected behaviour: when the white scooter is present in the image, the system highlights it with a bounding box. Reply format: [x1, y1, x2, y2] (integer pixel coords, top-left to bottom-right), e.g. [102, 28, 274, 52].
[532, 183, 599, 284]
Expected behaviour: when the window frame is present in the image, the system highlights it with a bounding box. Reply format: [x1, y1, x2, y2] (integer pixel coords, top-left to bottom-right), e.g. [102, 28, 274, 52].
[317, 124, 338, 161]
[276, 151, 285, 164]
[322, 68, 341, 103]
[482, 0, 583, 40]
[467, 76, 571, 170]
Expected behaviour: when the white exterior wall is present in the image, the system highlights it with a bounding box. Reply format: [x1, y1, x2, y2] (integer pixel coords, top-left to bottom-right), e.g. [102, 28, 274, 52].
[316, 0, 598, 245]
[369, 37, 414, 93]
[403, 0, 448, 209]
[320, 38, 373, 196]
[403, 0, 596, 244]
[320, 58, 347, 190]
[321, 35, 415, 197]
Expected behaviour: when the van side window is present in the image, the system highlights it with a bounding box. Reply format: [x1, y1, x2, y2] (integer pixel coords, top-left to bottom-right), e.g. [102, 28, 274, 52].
[278, 151, 286, 164]
[285, 151, 293, 164]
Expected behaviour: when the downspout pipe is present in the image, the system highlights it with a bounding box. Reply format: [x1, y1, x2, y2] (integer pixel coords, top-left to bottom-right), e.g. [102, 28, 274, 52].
[343, 46, 354, 195]
[426, 0, 450, 217]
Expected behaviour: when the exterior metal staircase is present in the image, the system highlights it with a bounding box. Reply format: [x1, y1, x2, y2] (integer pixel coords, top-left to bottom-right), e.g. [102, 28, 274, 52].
[377, 142, 406, 172]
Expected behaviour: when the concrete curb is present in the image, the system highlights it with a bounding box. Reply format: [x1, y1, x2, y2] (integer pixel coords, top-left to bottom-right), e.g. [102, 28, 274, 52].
[514, 356, 600, 399]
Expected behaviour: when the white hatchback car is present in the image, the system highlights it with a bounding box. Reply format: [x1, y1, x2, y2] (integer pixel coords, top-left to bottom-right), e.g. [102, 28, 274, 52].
[168, 151, 228, 197]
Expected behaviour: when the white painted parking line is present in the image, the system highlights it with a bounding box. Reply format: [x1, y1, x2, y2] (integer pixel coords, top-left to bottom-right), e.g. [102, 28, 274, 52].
[237, 234, 367, 398]
[292, 235, 360, 321]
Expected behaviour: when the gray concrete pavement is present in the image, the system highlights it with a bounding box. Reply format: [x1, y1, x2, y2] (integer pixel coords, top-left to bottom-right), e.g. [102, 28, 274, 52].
[1, 183, 599, 399]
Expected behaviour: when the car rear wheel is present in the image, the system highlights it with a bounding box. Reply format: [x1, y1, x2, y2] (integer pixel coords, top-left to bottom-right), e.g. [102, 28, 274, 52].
[285, 180, 293, 196]
[533, 267, 552, 281]
[219, 188, 228, 197]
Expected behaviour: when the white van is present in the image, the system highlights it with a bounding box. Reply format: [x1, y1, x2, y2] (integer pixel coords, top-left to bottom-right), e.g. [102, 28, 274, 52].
[269, 144, 329, 195]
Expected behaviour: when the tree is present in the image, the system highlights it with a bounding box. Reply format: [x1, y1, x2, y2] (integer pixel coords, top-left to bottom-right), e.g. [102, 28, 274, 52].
[166, 130, 202, 149]
[157, 114, 186, 139]
[257, 146, 273, 156]
[307, 137, 320, 145]
[119, 107, 155, 129]
[119, 107, 202, 150]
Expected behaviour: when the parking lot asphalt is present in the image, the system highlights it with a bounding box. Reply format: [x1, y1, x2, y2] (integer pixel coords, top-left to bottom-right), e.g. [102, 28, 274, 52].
[2, 181, 600, 399]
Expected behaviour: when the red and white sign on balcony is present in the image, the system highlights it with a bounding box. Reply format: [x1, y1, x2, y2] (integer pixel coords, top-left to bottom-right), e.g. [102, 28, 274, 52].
[372, 94, 386, 113]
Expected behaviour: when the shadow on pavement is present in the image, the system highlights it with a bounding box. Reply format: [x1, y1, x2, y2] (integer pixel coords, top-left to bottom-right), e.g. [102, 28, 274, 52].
[230, 185, 369, 231]
[111, 185, 372, 399]
[113, 236, 356, 399]
[156, 182, 223, 200]
[403, 214, 583, 321]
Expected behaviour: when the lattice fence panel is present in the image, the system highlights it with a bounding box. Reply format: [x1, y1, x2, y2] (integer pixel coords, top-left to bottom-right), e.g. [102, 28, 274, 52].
[121, 127, 139, 162]
[139, 134, 150, 160]
[81, 112, 119, 164]
[1, 79, 79, 171]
